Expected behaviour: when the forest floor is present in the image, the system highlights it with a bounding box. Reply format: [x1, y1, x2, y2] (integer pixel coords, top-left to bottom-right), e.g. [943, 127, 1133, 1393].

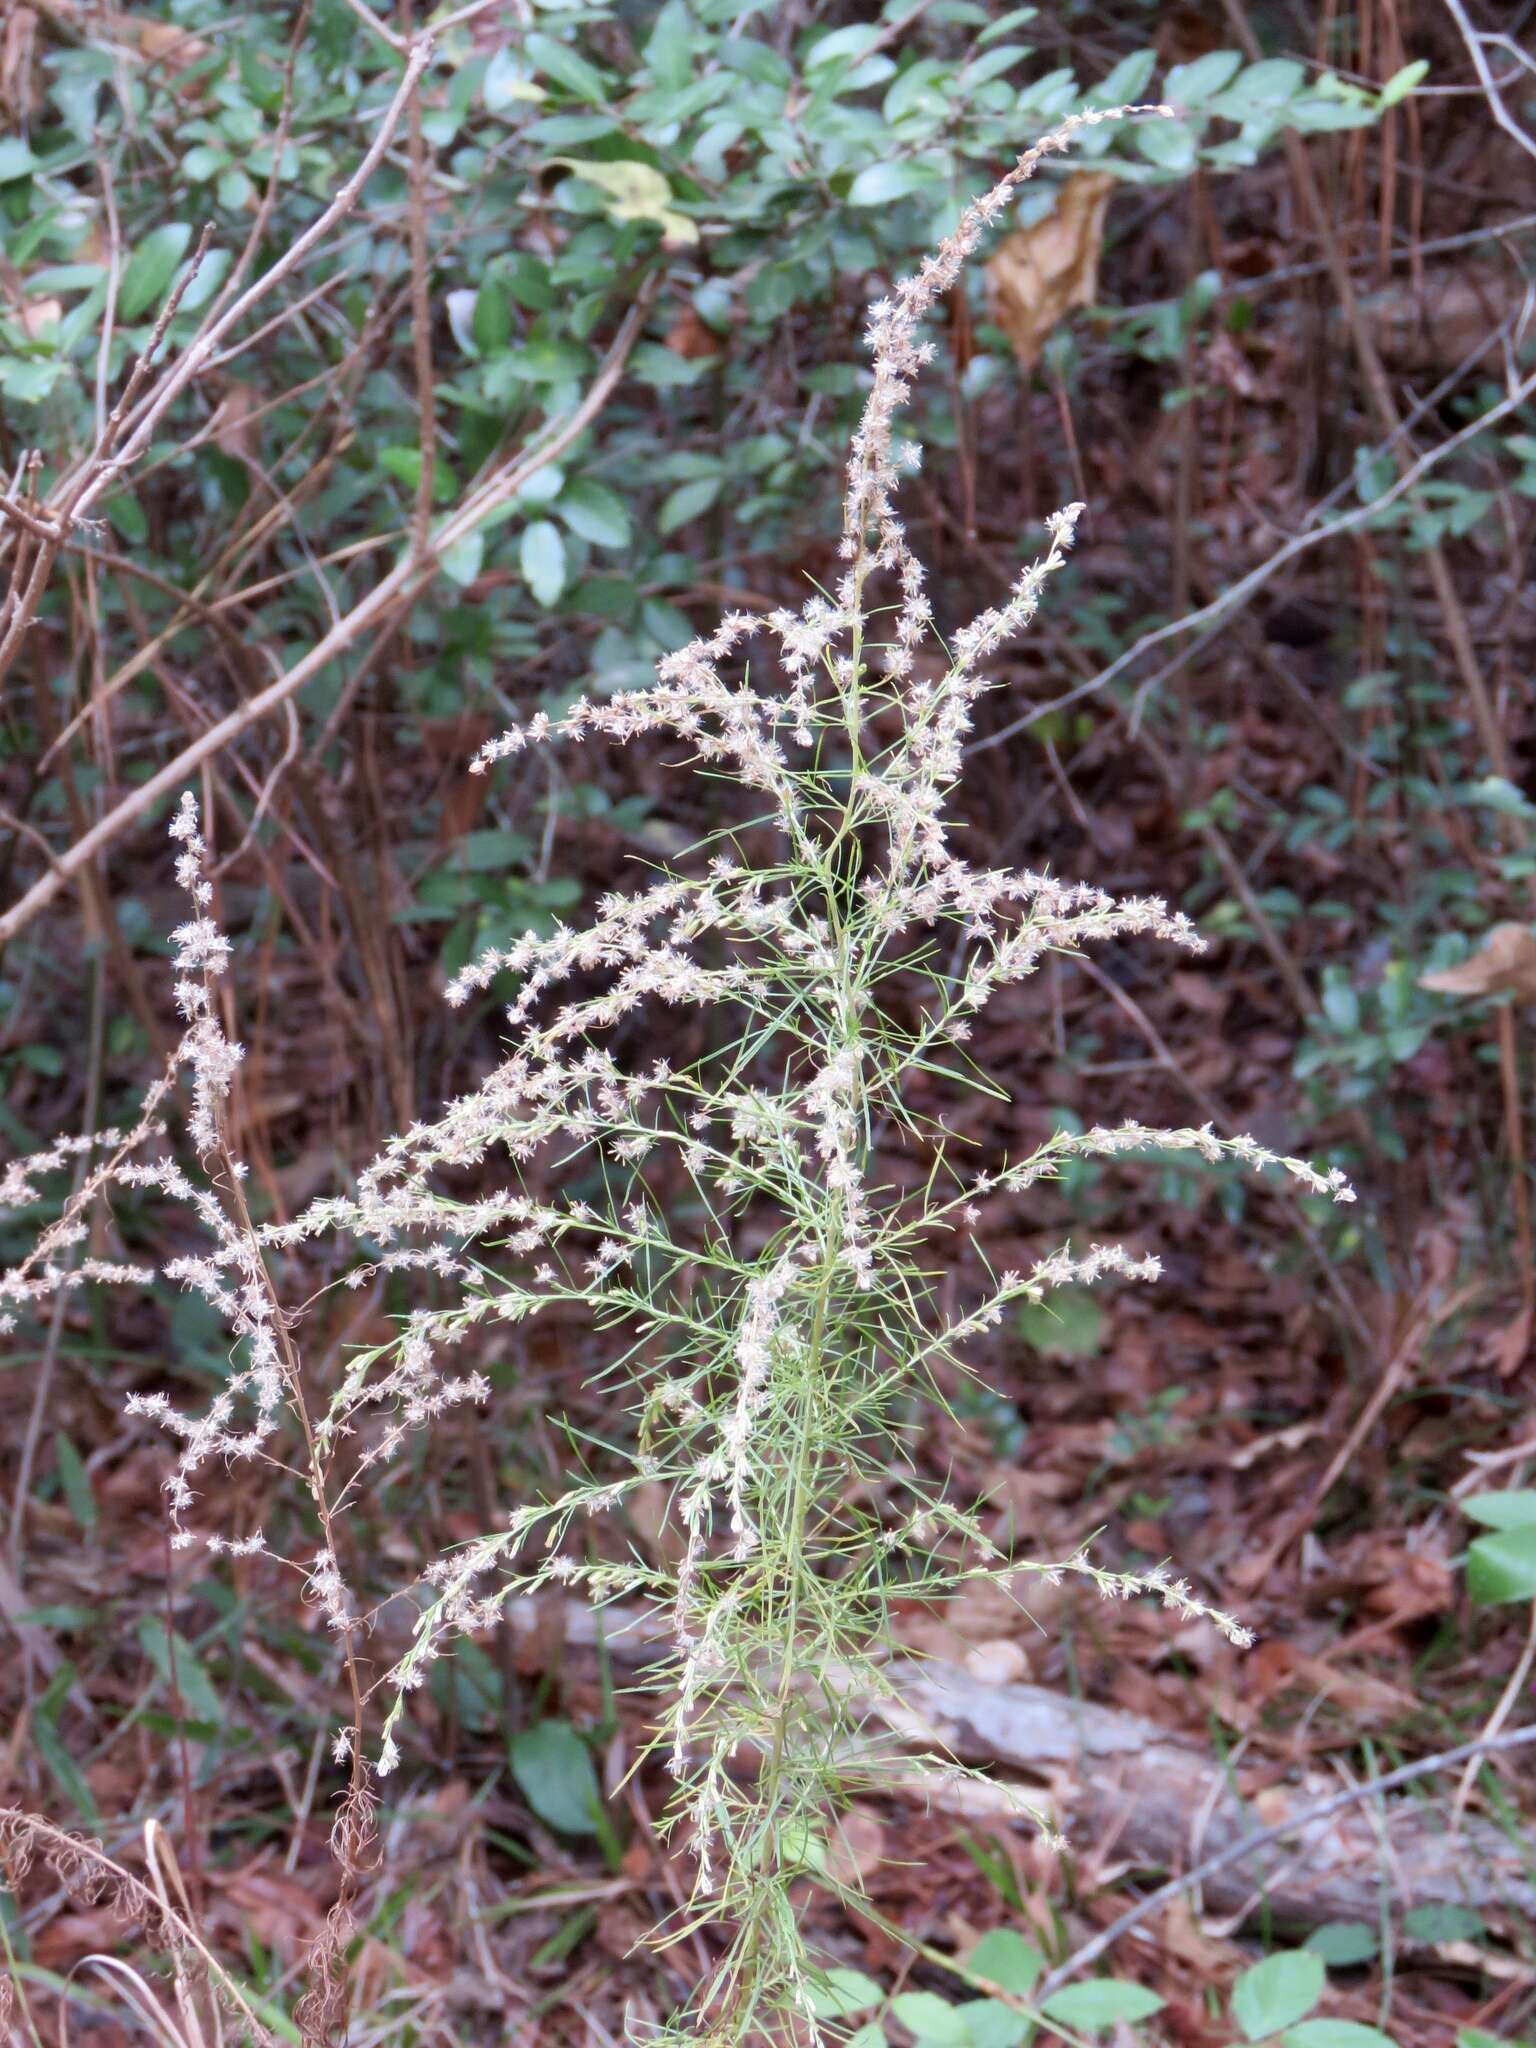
[3, 2, 1536, 2043]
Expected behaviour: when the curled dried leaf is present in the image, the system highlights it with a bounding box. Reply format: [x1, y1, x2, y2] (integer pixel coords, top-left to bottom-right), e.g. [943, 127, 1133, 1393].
[985, 171, 1116, 371]
[1419, 923, 1536, 1001]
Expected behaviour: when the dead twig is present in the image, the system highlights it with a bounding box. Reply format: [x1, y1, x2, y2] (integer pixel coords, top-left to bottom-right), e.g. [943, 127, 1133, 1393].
[1452, 1599, 1536, 1828]
[968, 359, 1536, 757]
[1220, 0, 1516, 792]
[1441, 0, 1536, 167]
[0, 277, 660, 950]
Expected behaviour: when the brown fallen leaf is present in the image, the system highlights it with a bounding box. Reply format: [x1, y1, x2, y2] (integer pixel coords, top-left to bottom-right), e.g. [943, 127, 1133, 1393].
[1229, 1419, 1322, 1470]
[626, 1478, 687, 1566]
[1429, 1939, 1535, 1983]
[1419, 922, 1536, 1000]
[895, 1576, 1032, 1664]
[1239, 1641, 1418, 1723]
[1205, 327, 1267, 399]
[824, 1806, 885, 1888]
[1169, 967, 1228, 1017]
[209, 380, 263, 462]
[1153, 1895, 1235, 1988]
[134, 18, 212, 70]
[31, 0, 212, 79]
[1484, 1301, 1534, 1378]
[597, 1900, 650, 1958]
[664, 304, 722, 360]
[206, 1863, 330, 1958]
[985, 171, 1116, 371]
[1157, 6, 1229, 64]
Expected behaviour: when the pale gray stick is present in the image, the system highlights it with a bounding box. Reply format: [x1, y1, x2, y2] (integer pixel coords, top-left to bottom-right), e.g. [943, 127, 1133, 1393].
[1037, 1722, 1536, 1999]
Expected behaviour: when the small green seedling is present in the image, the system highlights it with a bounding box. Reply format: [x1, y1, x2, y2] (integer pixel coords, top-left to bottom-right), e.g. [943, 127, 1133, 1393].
[808, 1936, 1534, 2048]
[1462, 1490, 1536, 1607]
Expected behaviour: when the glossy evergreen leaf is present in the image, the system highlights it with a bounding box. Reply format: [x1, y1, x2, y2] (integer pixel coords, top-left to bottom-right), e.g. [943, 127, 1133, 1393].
[559, 479, 631, 549]
[119, 222, 192, 320]
[520, 519, 567, 606]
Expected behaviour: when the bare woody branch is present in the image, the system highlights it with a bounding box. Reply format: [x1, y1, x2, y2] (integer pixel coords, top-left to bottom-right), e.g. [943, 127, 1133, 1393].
[0, 281, 659, 949]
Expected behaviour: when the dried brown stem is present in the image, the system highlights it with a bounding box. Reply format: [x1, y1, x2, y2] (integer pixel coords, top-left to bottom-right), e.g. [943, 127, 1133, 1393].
[971, 360, 1536, 756]
[0, 278, 659, 949]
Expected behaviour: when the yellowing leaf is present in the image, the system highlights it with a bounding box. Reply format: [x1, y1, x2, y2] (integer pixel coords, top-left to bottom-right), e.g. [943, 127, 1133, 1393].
[984, 171, 1115, 371]
[1418, 924, 1536, 1001]
[550, 157, 699, 246]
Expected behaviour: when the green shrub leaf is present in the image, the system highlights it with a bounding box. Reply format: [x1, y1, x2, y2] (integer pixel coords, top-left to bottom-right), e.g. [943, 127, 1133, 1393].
[1463, 1490, 1536, 1530]
[958, 1999, 1031, 2048]
[966, 1927, 1044, 1996]
[1231, 1951, 1325, 2041]
[53, 1433, 96, 1533]
[847, 160, 943, 207]
[1467, 1524, 1536, 1605]
[890, 1992, 970, 2046]
[559, 479, 631, 549]
[1016, 1287, 1104, 1358]
[1403, 1903, 1483, 1943]
[658, 475, 722, 534]
[1284, 2024, 1399, 2048]
[509, 1720, 602, 1834]
[1165, 51, 1242, 102]
[525, 31, 609, 103]
[807, 1965, 883, 2018]
[1305, 1923, 1379, 1966]
[1041, 1980, 1164, 2031]
[1379, 59, 1429, 108]
[119, 222, 193, 321]
[0, 137, 40, 181]
[136, 1616, 223, 1726]
[520, 519, 567, 606]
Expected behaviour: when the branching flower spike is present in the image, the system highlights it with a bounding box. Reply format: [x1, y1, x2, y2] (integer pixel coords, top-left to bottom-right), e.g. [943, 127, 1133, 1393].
[335, 108, 1349, 2044]
[0, 105, 1354, 2048]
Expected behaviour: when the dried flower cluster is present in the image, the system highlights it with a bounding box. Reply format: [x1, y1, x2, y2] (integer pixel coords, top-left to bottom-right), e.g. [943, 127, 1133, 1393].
[0, 1809, 278, 2044]
[338, 107, 1350, 2042]
[0, 107, 1353, 2048]
[3, 796, 291, 1540]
